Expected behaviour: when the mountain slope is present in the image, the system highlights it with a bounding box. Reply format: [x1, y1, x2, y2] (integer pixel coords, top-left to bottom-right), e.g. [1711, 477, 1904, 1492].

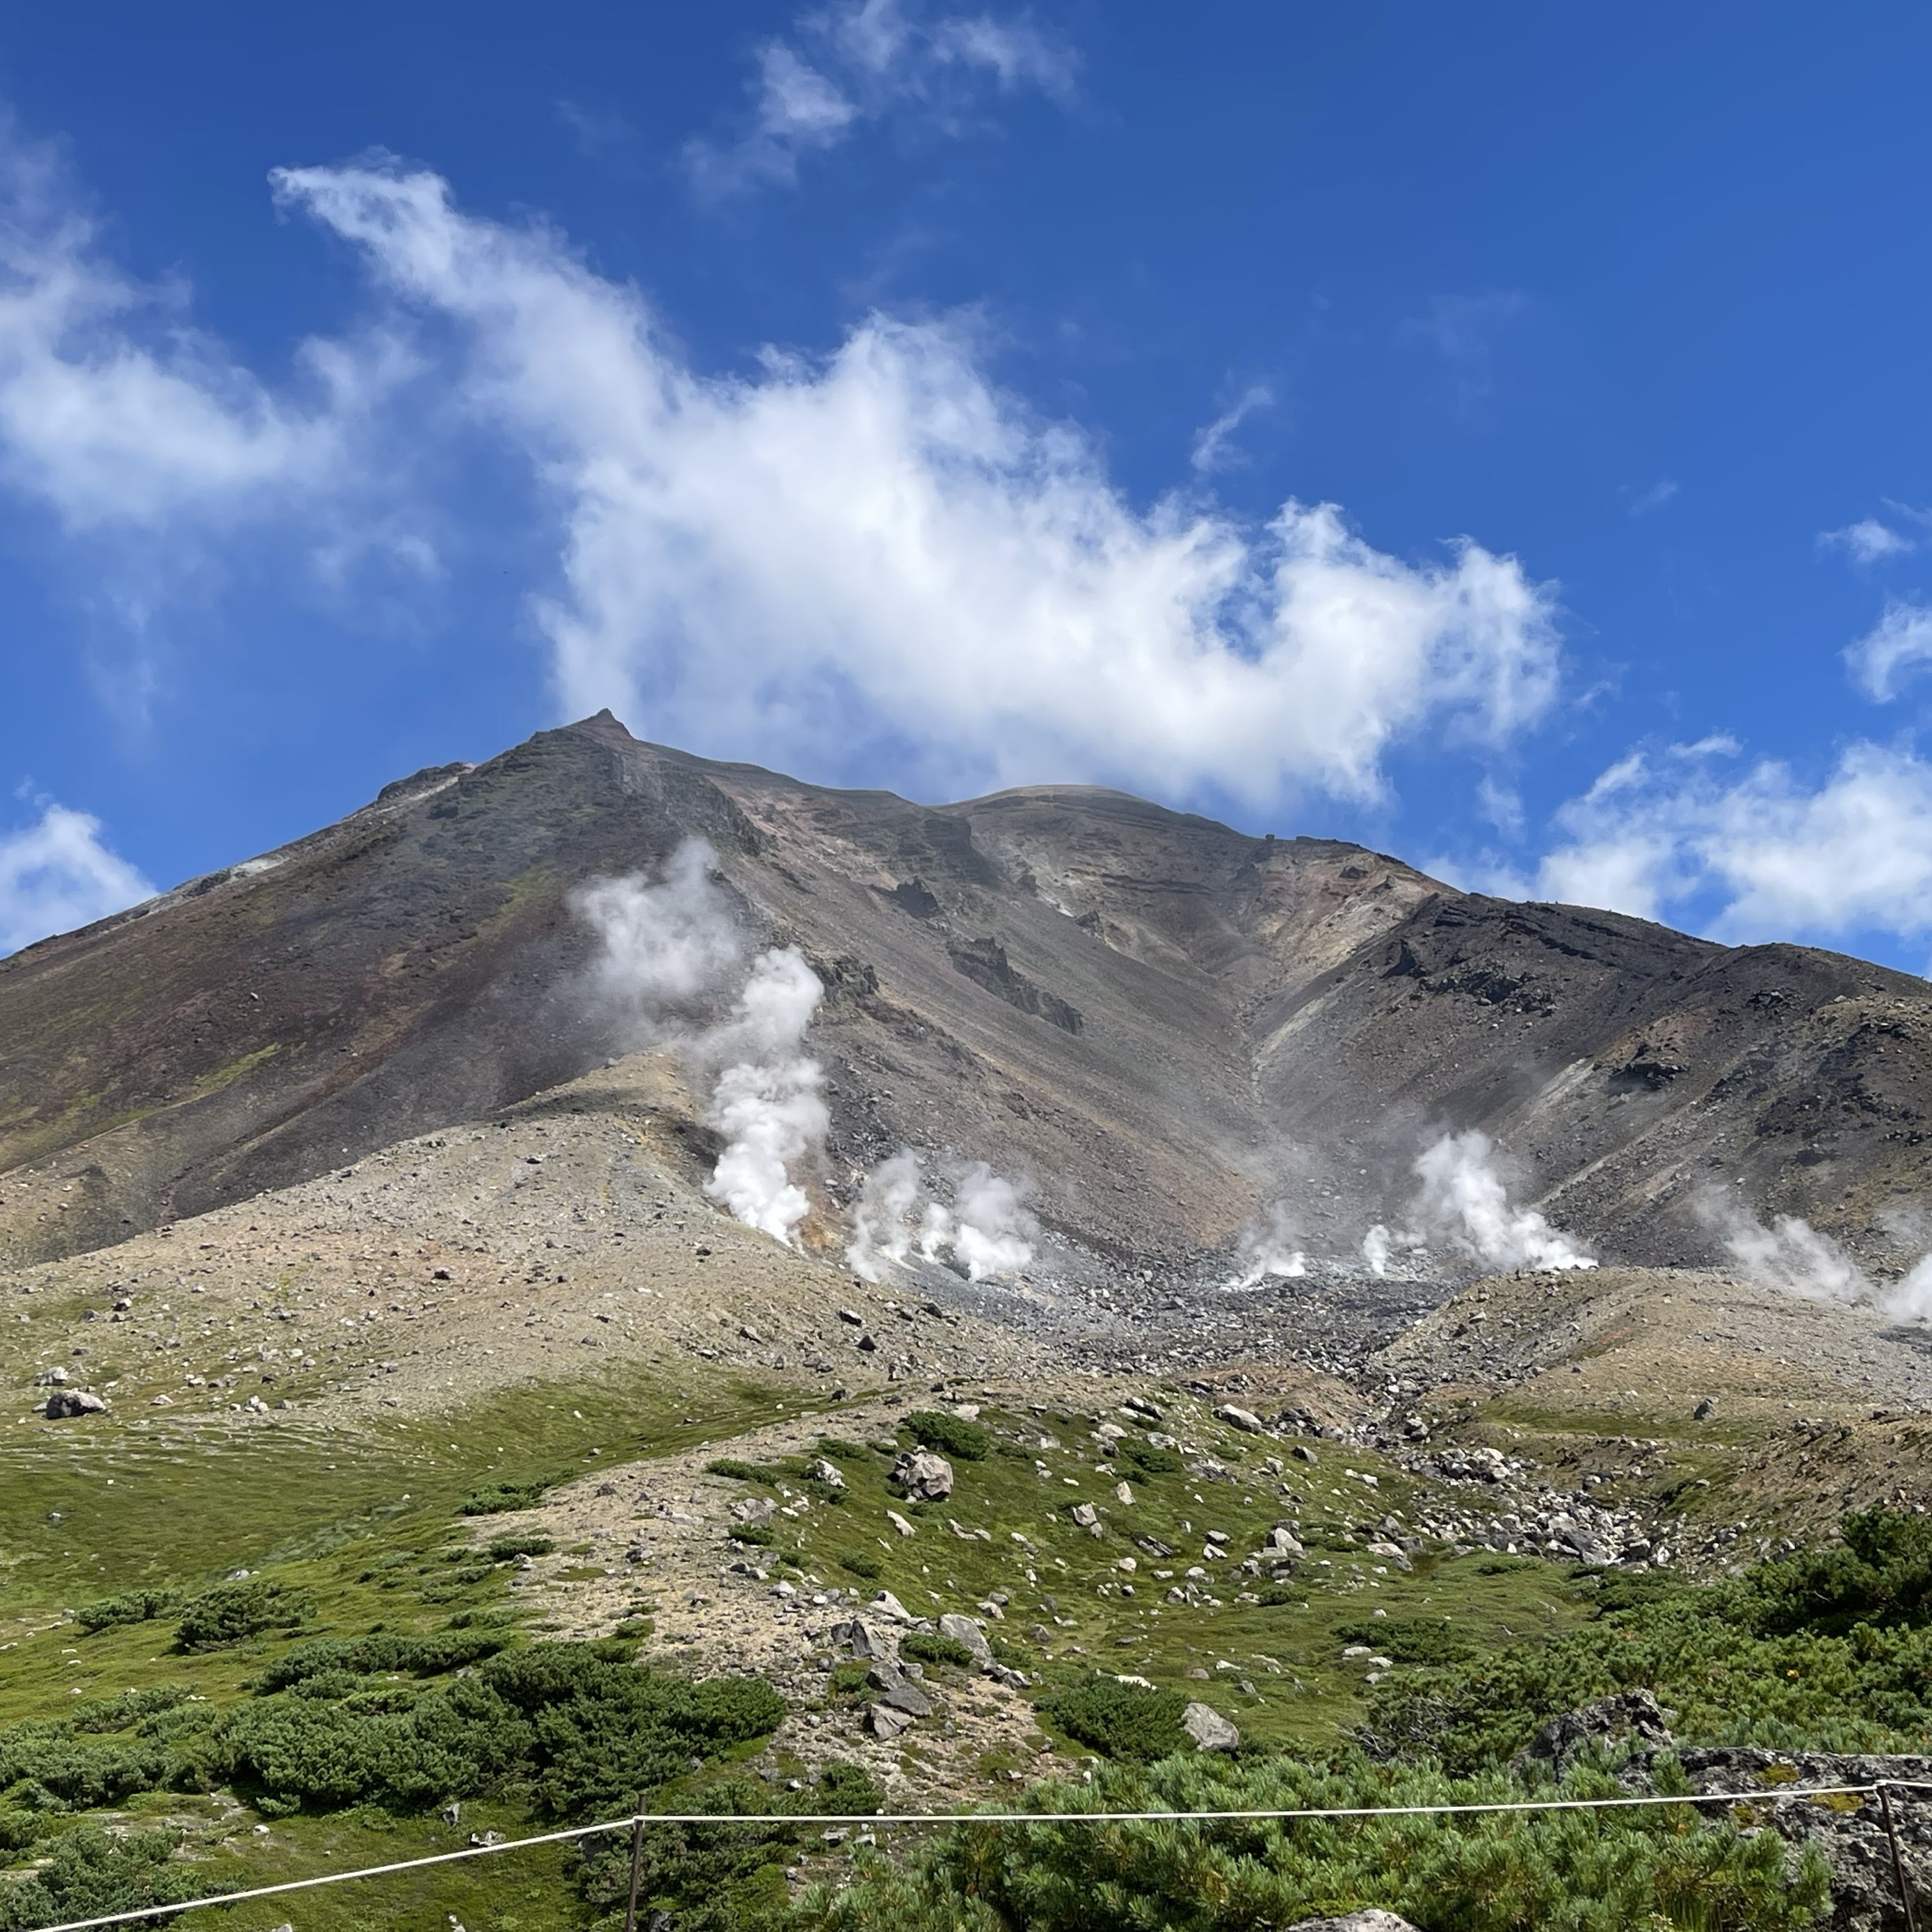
[1, 711, 1927, 1274]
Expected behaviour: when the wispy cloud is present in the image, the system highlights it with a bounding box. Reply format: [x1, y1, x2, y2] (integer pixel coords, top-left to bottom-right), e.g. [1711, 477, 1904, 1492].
[1481, 734, 1932, 948]
[1624, 478, 1677, 517]
[0, 798, 153, 956]
[684, 0, 1075, 200]
[1401, 290, 1525, 411]
[1846, 599, 1932, 702]
[1820, 513, 1920, 567]
[1189, 383, 1273, 475]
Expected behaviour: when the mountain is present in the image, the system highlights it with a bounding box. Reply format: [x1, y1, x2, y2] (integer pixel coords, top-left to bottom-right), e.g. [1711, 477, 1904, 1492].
[3, 709, 1929, 1275]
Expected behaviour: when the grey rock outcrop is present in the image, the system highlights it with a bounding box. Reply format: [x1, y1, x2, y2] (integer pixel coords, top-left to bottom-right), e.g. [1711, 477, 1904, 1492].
[1181, 1700, 1239, 1751]
[43, 1388, 107, 1419]
[1515, 1689, 1674, 1776]
[1285, 1915, 1420, 1932]
[893, 1450, 953, 1501]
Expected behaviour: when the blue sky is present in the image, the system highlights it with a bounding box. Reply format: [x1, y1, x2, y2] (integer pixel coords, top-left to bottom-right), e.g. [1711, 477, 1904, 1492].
[6, 2, 1932, 970]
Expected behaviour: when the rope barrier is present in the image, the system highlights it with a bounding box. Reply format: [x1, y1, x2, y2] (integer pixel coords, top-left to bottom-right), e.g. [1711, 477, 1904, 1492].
[31, 1778, 1922, 1932]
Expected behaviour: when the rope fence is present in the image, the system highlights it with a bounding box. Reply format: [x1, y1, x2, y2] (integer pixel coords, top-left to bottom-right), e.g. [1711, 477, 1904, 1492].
[31, 1778, 1932, 1932]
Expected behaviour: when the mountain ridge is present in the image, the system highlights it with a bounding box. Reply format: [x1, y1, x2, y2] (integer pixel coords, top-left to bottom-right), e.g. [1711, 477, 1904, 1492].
[2, 709, 1928, 1278]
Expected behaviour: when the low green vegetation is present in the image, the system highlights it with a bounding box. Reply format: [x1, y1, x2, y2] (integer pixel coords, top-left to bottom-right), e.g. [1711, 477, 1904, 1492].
[800, 1755, 1830, 1932]
[900, 1410, 989, 1461]
[3, 1353, 1923, 1931]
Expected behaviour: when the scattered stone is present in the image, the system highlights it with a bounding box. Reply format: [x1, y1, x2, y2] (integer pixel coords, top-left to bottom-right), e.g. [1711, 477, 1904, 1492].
[1693, 1397, 1715, 1420]
[33, 1367, 67, 1387]
[886, 1509, 917, 1537]
[893, 1450, 954, 1500]
[1216, 1404, 1265, 1435]
[42, 1389, 107, 1419]
[1265, 1526, 1305, 1556]
[1181, 1701, 1239, 1751]
[1363, 1540, 1412, 1572]
[871, 1591, 917, 1624]
[1292, 1443, 1318, 1464]
[810, 1457, 847, 1490]
[1069, 1502, 1100, 1529]
[1114, 1481, 1134, 1505]
[937, 1613, 995, 1666]
[867, 1702, 915, 1739]
[837, 1308, 864, 1325]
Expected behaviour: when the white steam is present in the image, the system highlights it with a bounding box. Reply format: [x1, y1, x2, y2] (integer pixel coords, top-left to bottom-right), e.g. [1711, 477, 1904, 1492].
[572, 839, 828, 1246]
[1715, 1203, 1865, 1303]
[948, 1164, 1038, 1280]
[846, 1152, 1037, 1282]
[1705, 1192, 1932, 1323]
[847, 1150, 923, 1281]
[1410, 1130, 1596, 1272]
[1362, 1223, 1394, 1277]
[699, 947, 828, 1244]
[569, 841, 748, 1043]
[1225, 1202, 1307, 1289]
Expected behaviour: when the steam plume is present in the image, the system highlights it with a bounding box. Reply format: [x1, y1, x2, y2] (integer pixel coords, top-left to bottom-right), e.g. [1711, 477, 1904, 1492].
[572, 841, 828, 1246]
[570, 840, 746, 1043]
[947, 1164, 1038, 1280]
[700, 947, 827, 1243]
[1226, 1202, 1307, 1288]
[1411, 1130, 1595, 1272]
[846, 1152, 1037, 1282]
[848, 1150, 922, 1282]
[1362, 1224, 1394, 1276]
[1713, 1200, 1865, 1303]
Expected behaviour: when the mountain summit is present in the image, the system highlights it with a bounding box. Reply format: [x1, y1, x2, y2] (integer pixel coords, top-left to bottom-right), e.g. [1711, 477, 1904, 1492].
[3, 710, 1927, 1275]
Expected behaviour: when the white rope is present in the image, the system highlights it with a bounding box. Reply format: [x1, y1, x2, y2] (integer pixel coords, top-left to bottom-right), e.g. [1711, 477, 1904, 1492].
[30, 1780, 1909, 1932]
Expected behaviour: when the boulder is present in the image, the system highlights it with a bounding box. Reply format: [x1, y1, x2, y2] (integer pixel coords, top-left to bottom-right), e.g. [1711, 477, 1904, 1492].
[1285, 1915, 1421, 1932]
[885, 1509, 917, 1538]
[1515, 1689, 1673, 1776]
[43, 1389, 107, 1419]
[1069, 1502, 1100, 1529]
[869, 1591, 917, 1624]
[1216, 1404, 1266, 1435]
[937, 1613, 995, 1666]
[1181, 1701, 1239, 1751]
[1265, 1526, 1305, 1556]
[33, 1367, 67, 1387]
[867, 1702, 915, 1739]
[810, 1458, 847, 1490]
[1363, 1540, 1412, 1572]
[892, 1450, 954, 1501]
[877, 1679, 933, 1718]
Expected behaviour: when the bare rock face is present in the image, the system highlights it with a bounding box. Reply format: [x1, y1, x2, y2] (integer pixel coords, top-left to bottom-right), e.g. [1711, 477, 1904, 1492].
[1181, 1700, 1239, 1751]
[893, 1450, 953, 1501]
[1515, 1689, 1674, 1776]
[1285, 1915, 1421, 1932]
[42, 1388, 107, 1419]
[937, 1613, 994, 1666]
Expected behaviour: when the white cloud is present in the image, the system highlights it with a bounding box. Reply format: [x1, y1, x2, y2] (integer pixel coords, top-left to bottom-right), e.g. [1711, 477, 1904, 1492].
[685, 0, 1075, 198]
[1821, 515, 1915, 566]
[1513, 736, 1932, 944]
[1846, 598, 1932, 702]
[0, 800, 154, 955]
[1625, 478, 1677, 517]
[270, 161, 1565, 806]
[1189, 383, 1273, 475]
[0, 129, 374, 531]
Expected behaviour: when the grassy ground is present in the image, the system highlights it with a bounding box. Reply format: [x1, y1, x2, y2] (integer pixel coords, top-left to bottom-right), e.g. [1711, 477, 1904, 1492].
[723, 1393, 1597, 1757]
